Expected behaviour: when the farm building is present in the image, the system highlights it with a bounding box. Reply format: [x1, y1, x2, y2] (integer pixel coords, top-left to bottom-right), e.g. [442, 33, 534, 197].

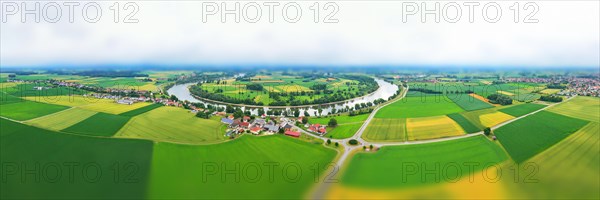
[117, 99, 134, 105]
[221, 118, 234, 124]
[285, 131, 301, 138]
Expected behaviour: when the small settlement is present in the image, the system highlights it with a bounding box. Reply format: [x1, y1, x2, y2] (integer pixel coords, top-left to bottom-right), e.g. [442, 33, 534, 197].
[220, 115, 305, 138]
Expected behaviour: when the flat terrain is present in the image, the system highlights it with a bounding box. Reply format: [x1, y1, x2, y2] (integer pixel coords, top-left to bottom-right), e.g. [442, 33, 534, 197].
[447, 113, 480, 133]
[118, 103, 164, 117]
[148, 135, 337, 199]
[0, 118, 153, 199]
[375, 96, 464, 118]
[115, 106, 227, 144]
[309, 114, 369, 125]
[478, 111, 515, 127]
[79, 101, 153, 115]
[24, 95, 153, 114]
[448, 94, 494, 111]
[340, 135, 507, 188]
[406, 116, 465, 140]
[0, 100, 69, 121]
[25, 108, 97, 131]
[326, 123, 364, 139]
[310, 114, 370, 139]
[547, 96, 599, 122]
[494, 111, 589, 163]
[63, 112, 131, 137]
[499, 103, 546, 117]
[362, 118, 407, 142]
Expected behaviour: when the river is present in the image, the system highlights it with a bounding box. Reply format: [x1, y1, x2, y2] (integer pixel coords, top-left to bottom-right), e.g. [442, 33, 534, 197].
[167, 78, 399, 116]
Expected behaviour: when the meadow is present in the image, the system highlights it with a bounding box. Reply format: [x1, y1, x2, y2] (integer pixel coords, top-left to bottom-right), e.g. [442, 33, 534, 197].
[309, 113, 369, 125]
[0, 100, 69, 121]
[24, 95, 153, 114]
[340, 135, 507, 188]
[446, 113, 480, 133]
[375, 96, 464, 118]
[25, 108, 97, 131]
[494, 111, 589, 163]
[115, 106, 227, 144]
[309, 114, 370, 139]
[406, 116, 465, 140]
[118, 103, 164, 117]
[0, 118, 153, 199]
[498, 103, 546, 117]
[325, 123, 364, 139]
[148, 135, 337, 199]
[547, 96, 599, 122]
[63, 112, 132, 137]
[362, 118, 407, 142]
[448, 93, 494, 111]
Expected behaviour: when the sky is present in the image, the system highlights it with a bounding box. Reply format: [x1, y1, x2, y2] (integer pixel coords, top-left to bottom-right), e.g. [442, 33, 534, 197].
[1, 1, 599, 68]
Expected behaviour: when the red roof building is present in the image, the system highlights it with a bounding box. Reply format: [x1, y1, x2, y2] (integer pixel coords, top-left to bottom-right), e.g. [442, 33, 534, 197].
[250, 127, 262, 134]
[285, 131, 301, 137]
[240, 122, 250, 128]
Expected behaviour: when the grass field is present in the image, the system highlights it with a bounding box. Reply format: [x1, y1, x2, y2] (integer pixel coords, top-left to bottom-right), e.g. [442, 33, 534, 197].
[375, 96, 464, 118]
[340, 135, 507, 188]
[501, 122, 599, 199]
[0, 118, 153, 199]
[406, 116, 465, 140]
[0, 94, 24, 105]
[494, 111, 589, 163]
[547, 96, 599, 122]
[310, 114, 369, 139]
[309, 113, 370, 125]
[26, 108, 97, 131]
[80, 101, 153, 115]
[0, 100, 69, 121]
[362, 118, 407, 142]
[118, 103, 163, 117]
[448, 94, 494, 111]
[326, 123, 364, 139]
[148, 135, 337, 199]
[478, 111, 515, 127]
[540, 88, 561, 94]
[499, 103, 546, 117]
[24, 95, 153, 114]
[447, 113, 480, 133]
[115, 106, 227, 144]
[63, 112, 131, 137]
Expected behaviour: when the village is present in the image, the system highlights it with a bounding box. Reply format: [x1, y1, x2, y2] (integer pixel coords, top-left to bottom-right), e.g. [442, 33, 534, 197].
[218, 114, 328, 139]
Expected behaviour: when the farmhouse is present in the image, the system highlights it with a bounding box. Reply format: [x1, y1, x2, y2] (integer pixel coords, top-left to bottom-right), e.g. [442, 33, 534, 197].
[250, 126, 262, 134]
[221, 118, 234, 124]
[308, 124, 327, 135]
[117, 99, 134, 105]
[243, 116, 251, 122]
[264, 124, 279, 133]
[284, 130, 301, 138]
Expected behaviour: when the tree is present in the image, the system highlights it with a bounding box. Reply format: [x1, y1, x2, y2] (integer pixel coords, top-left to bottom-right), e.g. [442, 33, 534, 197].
[483, 127, 492, 136]
[327, 139, 331, 145]
[302, 117, 308, 124]
[369, 144, 373, 150]
[170, 95, 178, 101]
[225, 105, 235, 113]
[233, 110, 244, 119]
[195, 111, 209, 119]
[362, 146, 366, 150]
[328, 118, 338, 127]
[294, 109, 300, 117]
[304, 111, 310, 117]
[348, 139, 358, 145]
[335, 142, 339, 147]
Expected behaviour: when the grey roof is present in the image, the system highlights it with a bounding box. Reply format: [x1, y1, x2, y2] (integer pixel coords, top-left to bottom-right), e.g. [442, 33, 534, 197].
[221, 118, 234, 124]
[264, 125, 279, 132]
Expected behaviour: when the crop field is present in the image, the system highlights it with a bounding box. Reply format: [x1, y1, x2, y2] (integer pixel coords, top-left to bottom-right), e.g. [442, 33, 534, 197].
[148, 135, 337, 199]
[540, 88, 560, 94]
[447, 113, 480, 133]
[79, 101, 153, 114]
[375, 96, 464, 118]
[118, 103, 163, 117]
[499, 103, 546, 117]
[326, 123, 364, 139]
[2, 83, 88, 97]
[406, 116, 465, 140]
[24, 95, 112, 107]
[115, 106, 227, 144]
[0, 100, 69, 121]
[502, 122, 599, 199]
[309, 113, 369, 125]
[547, 96, 600, 122]
[448, 94, 494, 111]
[494, 111, 589, 163]
[340, 135, 507, 188]
[362, 118, 406, 142]
[63, 112, 132, 137]
[0, 118, 153, 199]
[478, 111, 515, 127]
[25, 108, 97, 131]
[0, 94, 24, 105]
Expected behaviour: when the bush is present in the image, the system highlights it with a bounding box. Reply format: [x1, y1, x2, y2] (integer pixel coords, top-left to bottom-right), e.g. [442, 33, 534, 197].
[348, 139, 358, 145]
[487, 93, 513, 105]
[483, 127, 492, 136]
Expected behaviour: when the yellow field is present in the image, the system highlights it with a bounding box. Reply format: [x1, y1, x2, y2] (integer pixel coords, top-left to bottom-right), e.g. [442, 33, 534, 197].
[250, 80, 284, 83]
[547, 96, 599, 122]
[480, 80, 492, 85]
[0, 82, 20, 89]
[24, 95, 113, 107]
[479, 112, 515, 127]
[540, 89, 560, 94]
[252, 75, 272, 79]
[25, 108, 97, 131]
[406, 116, 465, 140]
[497, 91, 514, 96]
[276, 85, 312, 92]
[80, 101, 152, 114]
[362, 118, 407, 142]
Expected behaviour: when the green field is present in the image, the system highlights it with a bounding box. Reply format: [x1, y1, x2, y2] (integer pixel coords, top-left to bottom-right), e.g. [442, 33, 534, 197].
[0, 94, 24, 105]
[494, 111, 589, 163]
[406, 116, 465, 140]
[0, 100, 69, 121]
[326, 123, 364, 139]
[148, 135, 337, 199]
[26, 108, 97, 131]
[375, 96, 464, 118]
[0, 118, 153, 199]
[115, 106, 227, 144]
[547, 96, 600, 122]
[340, 135, 507, 188]
[499, 103, 546, 117]
[63, 112, 131, 137]
[309, 113, 369, 125]
[362, 118, 407, 142]
[310, 114, 369, 139]
[447, 113, 480, 133]
[460, 106, 514, 129]
[119, 103, 163, 117]
[501, 122, 599, 199]
[448, 94, 494, 111]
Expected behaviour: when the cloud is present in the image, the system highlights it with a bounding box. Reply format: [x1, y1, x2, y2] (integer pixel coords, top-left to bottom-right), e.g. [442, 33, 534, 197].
[1, 1, 598, 68]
